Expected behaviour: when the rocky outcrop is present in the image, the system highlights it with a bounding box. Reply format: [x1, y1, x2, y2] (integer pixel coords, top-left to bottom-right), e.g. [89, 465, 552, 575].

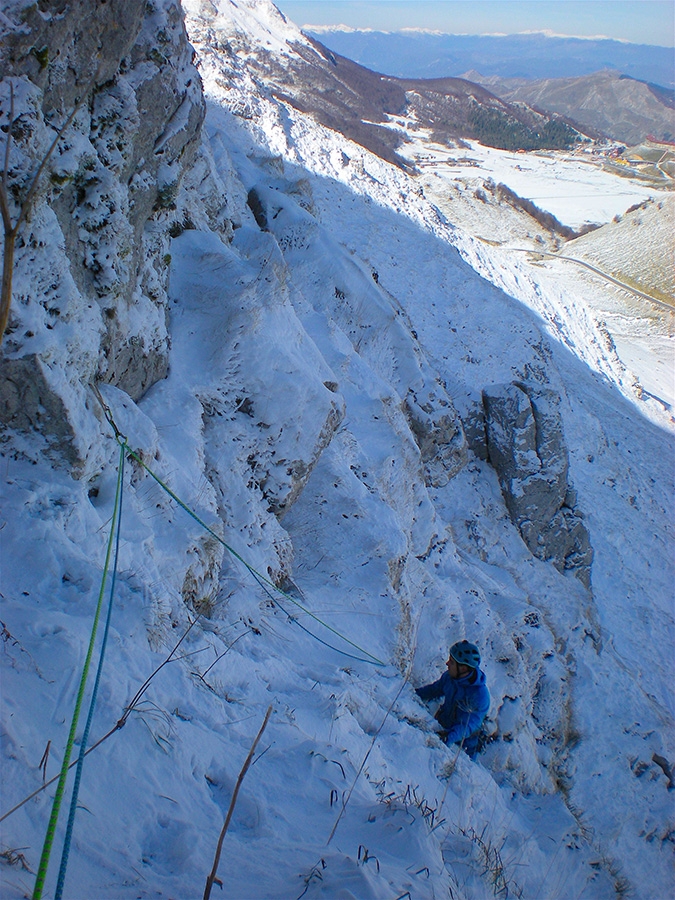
[482, 382, 593, 586]
[404, 386, 467, 486]
[459, 393, 489, 461]
[0, 0, 204, 465]
[0, 353, 78, 466]
[238, 176, 468, 493]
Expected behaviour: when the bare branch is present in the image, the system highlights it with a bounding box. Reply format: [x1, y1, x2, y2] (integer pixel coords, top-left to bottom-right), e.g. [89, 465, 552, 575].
[16, 82, 92, 232]
[3, 81, 13, 187]
[203, 706, 273, 900]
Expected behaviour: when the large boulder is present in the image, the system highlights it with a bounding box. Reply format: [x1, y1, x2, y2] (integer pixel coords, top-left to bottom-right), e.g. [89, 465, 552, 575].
[0, 353, 79, 467]
[482, 382, 593, 586]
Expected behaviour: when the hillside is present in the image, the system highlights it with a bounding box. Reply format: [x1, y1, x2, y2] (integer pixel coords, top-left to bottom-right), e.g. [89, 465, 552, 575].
[470, 70, 675, 147]
[1, 2, 673, 899]
[203, 22, 587, 164]
[562, 195, 675, 303]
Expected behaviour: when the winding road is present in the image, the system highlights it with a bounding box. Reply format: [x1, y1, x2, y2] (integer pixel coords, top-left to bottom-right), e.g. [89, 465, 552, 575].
[514, 248, 674, 312]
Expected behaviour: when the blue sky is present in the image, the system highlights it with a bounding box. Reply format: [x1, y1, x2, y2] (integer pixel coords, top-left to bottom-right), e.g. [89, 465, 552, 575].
[275, 1, 675, 47]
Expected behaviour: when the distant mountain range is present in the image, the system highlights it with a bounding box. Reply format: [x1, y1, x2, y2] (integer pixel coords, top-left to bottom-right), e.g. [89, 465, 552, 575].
[470, 70, 675, 146]
[305, 30, 675, 145]
[305, 30, 675, 89]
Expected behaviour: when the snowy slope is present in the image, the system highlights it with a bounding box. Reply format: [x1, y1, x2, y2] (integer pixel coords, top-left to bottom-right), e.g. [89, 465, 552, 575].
[1, 2, 674, 899]
[405, 140, 667, 230]
[397, 135, 675, 413]
[564, 194, 675, 300]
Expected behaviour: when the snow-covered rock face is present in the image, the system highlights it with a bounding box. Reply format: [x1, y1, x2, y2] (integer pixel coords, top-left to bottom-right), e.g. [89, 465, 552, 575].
[1, 2, 673, 899]
[0, 0, 204, 471]
[482, 382, 593, 585]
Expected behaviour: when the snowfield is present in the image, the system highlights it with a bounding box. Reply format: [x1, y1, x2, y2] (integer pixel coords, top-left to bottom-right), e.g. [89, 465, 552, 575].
[407, 138, 669, 230]
[1, 2, 674, 899]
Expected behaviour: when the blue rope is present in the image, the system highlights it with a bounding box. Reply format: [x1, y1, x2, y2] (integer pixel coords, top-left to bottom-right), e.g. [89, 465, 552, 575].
[54, 444, 125, 900]
[273, 595, 381, 666]
[32, 439, 125, 900]
[246, 565, 383, 666]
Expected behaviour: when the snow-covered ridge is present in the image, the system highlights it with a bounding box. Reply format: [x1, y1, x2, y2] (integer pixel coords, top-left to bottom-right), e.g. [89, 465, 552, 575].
[183, 0, 311, 55]
[1, 1, 673, 898]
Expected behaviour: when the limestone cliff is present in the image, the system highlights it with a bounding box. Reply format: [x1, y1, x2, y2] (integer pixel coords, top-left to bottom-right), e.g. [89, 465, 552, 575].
[0, 0, 204, 468]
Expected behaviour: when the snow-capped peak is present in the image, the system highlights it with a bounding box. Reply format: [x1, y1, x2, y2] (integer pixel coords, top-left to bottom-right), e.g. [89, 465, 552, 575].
[183, 0, 311, 55]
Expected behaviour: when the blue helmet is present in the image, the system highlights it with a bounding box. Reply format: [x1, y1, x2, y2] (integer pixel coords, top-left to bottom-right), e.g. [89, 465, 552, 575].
[450, 640, 481, 668]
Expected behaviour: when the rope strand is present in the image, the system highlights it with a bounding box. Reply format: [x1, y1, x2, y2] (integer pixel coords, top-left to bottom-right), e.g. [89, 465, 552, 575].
[91, 385, 385, 667]
[54, 447, 125, 900]
[32, 441, 126, 900]
[121, 440, 386, 668]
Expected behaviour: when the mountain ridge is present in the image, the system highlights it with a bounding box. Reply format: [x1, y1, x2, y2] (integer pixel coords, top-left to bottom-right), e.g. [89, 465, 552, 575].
[227, 30, 589, 167]
[305, 29, 675, 145]
[305, 28, 675, 88]
[468, 69, 675, 146]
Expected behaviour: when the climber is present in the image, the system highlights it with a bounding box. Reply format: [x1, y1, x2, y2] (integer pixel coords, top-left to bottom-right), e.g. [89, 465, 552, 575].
[415, 640, 490, 759]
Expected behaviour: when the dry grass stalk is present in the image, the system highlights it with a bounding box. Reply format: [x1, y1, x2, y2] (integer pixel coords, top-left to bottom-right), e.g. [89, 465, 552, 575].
[203, 705, 273, 900]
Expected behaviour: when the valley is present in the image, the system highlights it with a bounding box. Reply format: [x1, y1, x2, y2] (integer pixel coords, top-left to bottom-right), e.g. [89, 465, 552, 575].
[397, 133, 675, 410]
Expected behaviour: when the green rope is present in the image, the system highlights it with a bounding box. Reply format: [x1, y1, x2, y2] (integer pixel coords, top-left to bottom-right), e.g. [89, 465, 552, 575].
[90, 384, 385, 664]
[54, 446, 125, 900]
[122, 441, 386, 667]
[32, 441, 126, 900]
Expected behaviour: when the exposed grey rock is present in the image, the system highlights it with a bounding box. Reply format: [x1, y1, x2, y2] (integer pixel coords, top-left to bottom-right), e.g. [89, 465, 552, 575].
[0, 354, 78, 467]
[404, 385, 467, 487]
[101, 333, 170, 403]
[483, 381, 592, 586]
[460, 394, 489, 460]
[274, 396, 346, 516]
[0, 1, 145, 100]
[247, 187, 269, 230]
[0, 0, 205, 461]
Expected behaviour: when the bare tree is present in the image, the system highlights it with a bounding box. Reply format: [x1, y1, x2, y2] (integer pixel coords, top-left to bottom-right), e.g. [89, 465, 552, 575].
[0, 79, 90, 344]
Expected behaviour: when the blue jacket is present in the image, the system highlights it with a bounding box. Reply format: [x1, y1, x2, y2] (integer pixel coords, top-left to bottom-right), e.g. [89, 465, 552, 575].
[416, 668, 490, 757]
